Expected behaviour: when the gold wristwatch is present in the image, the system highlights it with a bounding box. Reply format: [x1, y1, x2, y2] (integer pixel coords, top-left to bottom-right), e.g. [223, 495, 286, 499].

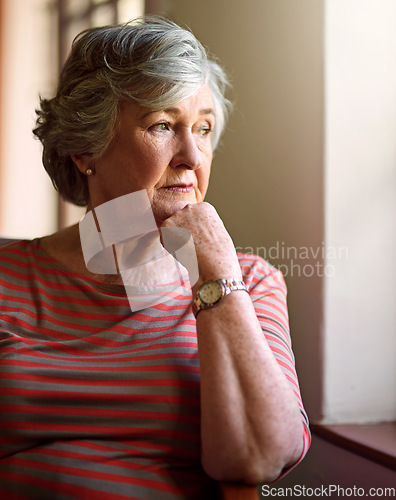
[192, 278, 248, 318]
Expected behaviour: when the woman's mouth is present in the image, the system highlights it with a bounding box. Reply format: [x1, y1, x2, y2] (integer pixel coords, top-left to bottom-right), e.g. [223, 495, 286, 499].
[163, 184, 194, 193]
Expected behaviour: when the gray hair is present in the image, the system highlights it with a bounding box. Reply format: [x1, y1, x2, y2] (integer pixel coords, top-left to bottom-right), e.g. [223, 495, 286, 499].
[33, 17, 231, 206]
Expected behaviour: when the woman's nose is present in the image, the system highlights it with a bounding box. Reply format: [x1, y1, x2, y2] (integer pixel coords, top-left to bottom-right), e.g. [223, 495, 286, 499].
[170, 131, 201, 170]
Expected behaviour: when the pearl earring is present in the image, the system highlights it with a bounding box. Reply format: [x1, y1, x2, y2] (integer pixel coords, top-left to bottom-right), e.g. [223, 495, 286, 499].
[85, 168, 94, 176]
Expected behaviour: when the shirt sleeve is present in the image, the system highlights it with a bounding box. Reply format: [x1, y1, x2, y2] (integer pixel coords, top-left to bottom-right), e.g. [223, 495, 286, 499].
[238, 253, 311, 477]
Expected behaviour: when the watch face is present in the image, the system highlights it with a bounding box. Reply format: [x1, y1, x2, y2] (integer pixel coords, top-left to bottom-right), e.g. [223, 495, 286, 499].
[199, 281, 223, 305]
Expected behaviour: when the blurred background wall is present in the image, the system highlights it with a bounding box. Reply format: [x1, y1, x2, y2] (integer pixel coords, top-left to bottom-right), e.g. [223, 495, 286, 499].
[0, 0, 58, 238]
[0, 0, 395, 488]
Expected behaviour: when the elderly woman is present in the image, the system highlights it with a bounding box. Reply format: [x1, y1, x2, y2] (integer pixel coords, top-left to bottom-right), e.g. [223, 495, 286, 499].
[0, 17, 310, 499]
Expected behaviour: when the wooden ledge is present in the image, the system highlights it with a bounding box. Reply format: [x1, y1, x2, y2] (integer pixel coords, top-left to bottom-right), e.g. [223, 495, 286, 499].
[311, 422, 396, 472]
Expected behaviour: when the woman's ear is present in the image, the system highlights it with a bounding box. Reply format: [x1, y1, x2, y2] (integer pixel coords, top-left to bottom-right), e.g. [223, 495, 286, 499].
[71, 154, 92, 175]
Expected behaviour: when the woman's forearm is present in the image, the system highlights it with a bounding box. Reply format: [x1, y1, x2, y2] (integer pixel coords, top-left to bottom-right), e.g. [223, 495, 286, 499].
[196, 290, 304, 484]
[162, 203, 305, 483]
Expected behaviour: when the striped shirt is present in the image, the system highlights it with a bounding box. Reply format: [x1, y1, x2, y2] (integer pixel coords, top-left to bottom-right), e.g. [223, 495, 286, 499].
[0, 239, 310, 499]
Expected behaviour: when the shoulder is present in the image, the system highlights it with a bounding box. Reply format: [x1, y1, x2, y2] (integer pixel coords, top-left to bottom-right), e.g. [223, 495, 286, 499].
[0, 237, 22, 247]
[0, 239, 43, 278]
[0, 238, 37, 255]
[0, 239, 33, 257]
[0, 240, 35, 301]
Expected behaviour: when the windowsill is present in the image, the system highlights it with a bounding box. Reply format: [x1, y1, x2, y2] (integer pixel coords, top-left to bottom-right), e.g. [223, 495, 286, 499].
[311, 422, 396, 472]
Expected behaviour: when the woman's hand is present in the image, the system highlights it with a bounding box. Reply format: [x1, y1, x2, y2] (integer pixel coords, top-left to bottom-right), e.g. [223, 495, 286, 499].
[161, 202, 242, 292]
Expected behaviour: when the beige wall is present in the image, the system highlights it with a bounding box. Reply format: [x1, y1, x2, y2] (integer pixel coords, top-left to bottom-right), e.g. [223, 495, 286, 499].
[165, 0, 325, 421]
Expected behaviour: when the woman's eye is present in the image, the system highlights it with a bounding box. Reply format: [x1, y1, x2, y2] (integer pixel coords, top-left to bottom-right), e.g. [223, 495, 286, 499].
[151, 122, 169, 131]
[199, 127, 212, 137]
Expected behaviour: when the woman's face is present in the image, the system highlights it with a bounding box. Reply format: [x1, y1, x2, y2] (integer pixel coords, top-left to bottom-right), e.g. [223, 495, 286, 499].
[76, 84, 214, 226]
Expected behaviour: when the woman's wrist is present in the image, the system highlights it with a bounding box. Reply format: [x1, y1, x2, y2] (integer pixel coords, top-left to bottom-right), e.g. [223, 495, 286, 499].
[191, 270, 243, 297]
[191, 277, 248, 318]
